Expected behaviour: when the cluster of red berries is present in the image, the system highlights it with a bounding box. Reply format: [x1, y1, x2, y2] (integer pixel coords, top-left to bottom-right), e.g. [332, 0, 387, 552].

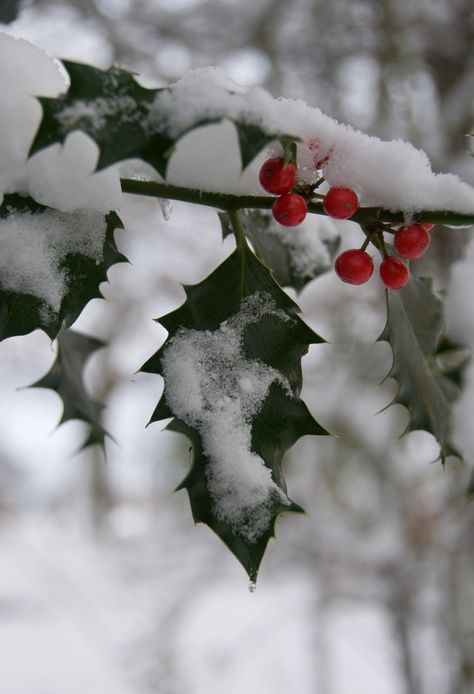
[259, 157, 306, 225]
[259, 157, 360, 226]
[334, 222, 433, 290]
[258, 155, 434, 291]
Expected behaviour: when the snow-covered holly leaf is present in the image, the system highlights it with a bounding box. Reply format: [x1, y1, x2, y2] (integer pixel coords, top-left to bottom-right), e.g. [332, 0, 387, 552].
[30, 61, 171, 175]
[141, 235, 328, 581]
[30, 327, 108, 450]
[0, 195, 126, 340]
[30, 61, 295, 177]
[219, 210, 340, 293]
[380, 276, 460, 462]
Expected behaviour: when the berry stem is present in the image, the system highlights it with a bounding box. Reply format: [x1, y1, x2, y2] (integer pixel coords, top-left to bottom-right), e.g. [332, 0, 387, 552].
[378, 231, 389, 258]
[227, 209, 248, 298]
[360, 224, 385, 256]
[120, 178, 474, 227]
[227, 208, 247, 252]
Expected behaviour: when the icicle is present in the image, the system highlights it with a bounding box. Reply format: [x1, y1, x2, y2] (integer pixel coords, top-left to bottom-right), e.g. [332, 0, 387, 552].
[158, 198, 173, 221]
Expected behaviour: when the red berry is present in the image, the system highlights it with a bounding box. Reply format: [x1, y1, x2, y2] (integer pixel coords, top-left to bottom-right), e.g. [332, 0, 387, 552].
[394, 224, 431, 260]
[259, 157, 297, 195]
[419, 222, 434, 232]
[380, 256, 409, 290]
[323, 187, 359, 219]
[272, 193, 307, 226]
[334, 249, 374, 285]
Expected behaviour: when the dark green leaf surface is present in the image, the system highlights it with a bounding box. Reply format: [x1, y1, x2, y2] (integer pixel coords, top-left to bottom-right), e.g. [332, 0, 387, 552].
[30, 61, 171, 175]
[220, 209, 340, 292]
[234, 123, 280, 170]
[142, 239, 327, 580]
[30, 61, 298, 177]
[0, 0, 21, 23]
[380, 276, 460, 461]
[0, 195, 126, 340]
[433, 336, 470, 392]
[30, 327, 108, 449]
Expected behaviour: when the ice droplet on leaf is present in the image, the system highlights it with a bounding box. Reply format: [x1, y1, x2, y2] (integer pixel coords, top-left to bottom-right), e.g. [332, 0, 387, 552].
[158, 198, 173, 221]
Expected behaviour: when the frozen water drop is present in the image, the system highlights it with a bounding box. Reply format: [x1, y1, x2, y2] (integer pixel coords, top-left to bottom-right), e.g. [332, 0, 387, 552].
[248, 580, 256, 593]
[158, 198, 173, 221]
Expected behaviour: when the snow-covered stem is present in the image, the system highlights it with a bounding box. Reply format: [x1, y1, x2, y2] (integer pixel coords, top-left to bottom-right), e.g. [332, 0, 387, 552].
[120, 178, 474, 227]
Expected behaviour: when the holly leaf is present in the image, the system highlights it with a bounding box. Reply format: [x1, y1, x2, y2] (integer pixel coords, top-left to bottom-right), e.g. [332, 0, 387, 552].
[433, 336, 470, 393]
[0, 0, 21, 23]
[0, 194, 126, 340]
[219, 210, 340, 292]
[234, 123, 281, 170]
[30, 61, 298, 177]
[30, 61, 172, 176]
[141, 235, 328, 581]
[29, 327, 108, 450]
[380, 276, 460, 461]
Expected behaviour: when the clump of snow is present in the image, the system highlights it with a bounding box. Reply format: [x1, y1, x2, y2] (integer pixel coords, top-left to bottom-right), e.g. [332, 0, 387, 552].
[0, 33, 66, 196]
[27, 132, 122, 213]
[0, 33, 121, 212]
[144, 67, 474, 215]
[4, 33, 472, 217]
[269, 214, 340, 280]
[145, 67, 248, 138]
[161, 292, 294, 542]
[0, 206, 106, 312]
[57, 94, 143, 135]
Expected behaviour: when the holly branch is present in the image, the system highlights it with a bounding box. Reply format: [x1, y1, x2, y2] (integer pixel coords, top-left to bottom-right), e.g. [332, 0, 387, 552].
[120, 178, 474, 227]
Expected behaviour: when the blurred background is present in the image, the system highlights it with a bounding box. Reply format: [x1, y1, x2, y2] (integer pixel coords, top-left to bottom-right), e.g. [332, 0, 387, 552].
[1, 1, 474, 692]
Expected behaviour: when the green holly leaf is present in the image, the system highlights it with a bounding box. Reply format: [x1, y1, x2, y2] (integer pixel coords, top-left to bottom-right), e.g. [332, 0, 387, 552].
[141, 234, 328, 581]
[234, 123, 281, 170]
[219, 210, 339, 292]
[0, 194, 126, 340]
[0, 0, 21, 23]
[30, 61, 173, 175]
[29, 327, 108, 450]
[433, 336, 470, 392]
[30, 61, 298, 177]
[380, 276, 460, 462]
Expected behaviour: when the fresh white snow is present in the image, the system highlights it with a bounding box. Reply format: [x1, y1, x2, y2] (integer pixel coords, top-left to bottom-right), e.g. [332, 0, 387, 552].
[0, 32, 121, 213]
[0, 206, 106, 312]
[2, 32, 471, 218]
[151, 67, 474, 214]
[161, 292, 293, 541]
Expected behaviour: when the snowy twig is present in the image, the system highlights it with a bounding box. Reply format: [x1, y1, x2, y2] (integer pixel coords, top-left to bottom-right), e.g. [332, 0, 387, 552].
[120, 178, 474, 227]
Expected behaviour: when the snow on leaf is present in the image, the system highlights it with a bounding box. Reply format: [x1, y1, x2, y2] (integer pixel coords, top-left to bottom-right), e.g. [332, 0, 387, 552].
[141, 237, 328, 581]
[29, 61, 288, 178]
[380, 276, 461, 462]
[219, 209, 340, 292]
[30, 327, 108, 450]
[28, 62, 474, 214]
[0, 194, 126, 340]
[30, 61, 169, 175]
